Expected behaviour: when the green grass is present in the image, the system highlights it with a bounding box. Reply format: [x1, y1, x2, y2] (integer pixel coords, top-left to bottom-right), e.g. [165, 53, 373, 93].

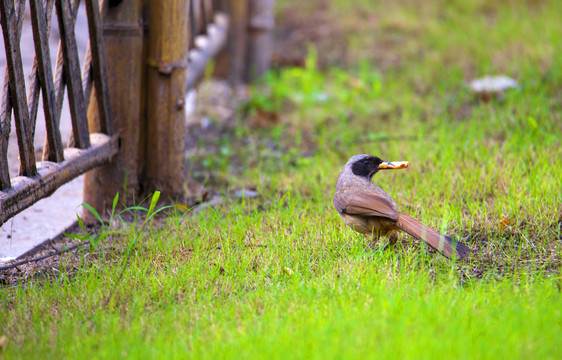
[2, 0, 562, 358]
[2, 241, 561, 359]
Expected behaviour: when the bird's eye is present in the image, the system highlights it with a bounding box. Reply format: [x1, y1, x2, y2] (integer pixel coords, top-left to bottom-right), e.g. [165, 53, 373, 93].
[363, 160, 369, 165]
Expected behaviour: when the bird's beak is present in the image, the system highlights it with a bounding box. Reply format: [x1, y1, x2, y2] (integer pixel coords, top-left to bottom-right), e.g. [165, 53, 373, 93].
[378, 161, 409, 170]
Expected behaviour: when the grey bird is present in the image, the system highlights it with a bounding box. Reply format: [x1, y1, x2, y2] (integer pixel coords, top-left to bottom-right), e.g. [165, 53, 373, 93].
[333, 154, 471, 260]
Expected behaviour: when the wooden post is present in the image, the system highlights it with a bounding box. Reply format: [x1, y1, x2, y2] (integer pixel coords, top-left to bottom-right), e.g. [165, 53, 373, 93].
[143, 0, 189, 201]
[213, 0, 249, 84]
[83, 0, 144, 218]
[214, 0, 274, 84]
[246, 0, 274, 81]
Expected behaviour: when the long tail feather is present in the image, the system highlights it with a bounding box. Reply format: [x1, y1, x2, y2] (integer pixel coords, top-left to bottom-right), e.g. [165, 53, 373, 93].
[395, 213, 471, 260]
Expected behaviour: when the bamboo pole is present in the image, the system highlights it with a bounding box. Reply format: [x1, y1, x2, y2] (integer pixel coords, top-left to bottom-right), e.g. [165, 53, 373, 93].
[213, 0, 249, 84]
[143, 0, 189, 201]
[83, 0, 144, 219]
[247, 0, 274, 81]
[214, 0, 274, 84]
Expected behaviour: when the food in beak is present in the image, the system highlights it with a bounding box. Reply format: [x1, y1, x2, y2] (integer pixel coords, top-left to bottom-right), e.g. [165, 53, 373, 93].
[378, 161, 409, 169]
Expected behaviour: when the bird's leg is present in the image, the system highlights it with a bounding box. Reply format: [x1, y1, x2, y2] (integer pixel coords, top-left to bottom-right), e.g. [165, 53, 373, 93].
[381, 235, 398, 251]
[371, 229, 399, 252]
[366, 231, 396, 251]
[367, 238, 379, 249]
[366, 230, 382, 249]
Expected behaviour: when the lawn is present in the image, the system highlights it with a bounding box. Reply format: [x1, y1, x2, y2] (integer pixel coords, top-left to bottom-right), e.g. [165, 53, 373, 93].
[1, 0, 562, 358]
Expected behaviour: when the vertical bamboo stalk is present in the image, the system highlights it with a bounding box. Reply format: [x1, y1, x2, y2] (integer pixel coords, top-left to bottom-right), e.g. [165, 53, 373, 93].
[0, 0, 37, 177]
[84, 0, 113, 135]
[214, 0, 274, 84]
[143, 0, 189, 201]
[247, 0, 274, 81]
[213, 0, 249, 84]
[188, 0, 196, 50]
[83, 0, 144, 219]
[212, 0, 225, 12]
[29, 0, 64, 163]
[56, 0, 91, 149]
[0, 0, 26, 189]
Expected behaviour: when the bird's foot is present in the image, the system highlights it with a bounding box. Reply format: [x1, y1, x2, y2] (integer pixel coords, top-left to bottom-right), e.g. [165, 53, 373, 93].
[379, 238, 397, 252]
[366, 240, 379, 249]
[381, 241, 392, 251]
[366, 239, 391, 253]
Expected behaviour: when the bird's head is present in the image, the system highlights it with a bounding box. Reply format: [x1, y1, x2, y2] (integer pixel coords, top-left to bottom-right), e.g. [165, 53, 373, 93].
[348, 154, 409, 180]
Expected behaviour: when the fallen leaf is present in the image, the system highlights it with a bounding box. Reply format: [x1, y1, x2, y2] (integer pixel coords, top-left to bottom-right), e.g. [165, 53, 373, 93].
[250, 109, 280, 127]
[499, 217, 511, 230]
[0, 335, 7, 352]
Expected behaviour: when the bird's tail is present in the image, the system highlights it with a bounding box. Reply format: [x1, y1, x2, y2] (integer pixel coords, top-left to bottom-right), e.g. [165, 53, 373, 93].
[395, 213, 471, 260]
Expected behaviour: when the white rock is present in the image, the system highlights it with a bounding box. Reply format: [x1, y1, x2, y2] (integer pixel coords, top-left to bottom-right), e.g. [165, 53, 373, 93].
[469, 75, 518, 93]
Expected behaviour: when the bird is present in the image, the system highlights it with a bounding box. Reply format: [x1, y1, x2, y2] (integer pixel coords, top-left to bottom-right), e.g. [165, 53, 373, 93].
[333, 154, 471, 260]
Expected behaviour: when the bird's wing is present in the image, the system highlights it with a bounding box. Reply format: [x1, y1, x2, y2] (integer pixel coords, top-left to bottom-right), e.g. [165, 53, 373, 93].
[333, 190, 399, 221]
